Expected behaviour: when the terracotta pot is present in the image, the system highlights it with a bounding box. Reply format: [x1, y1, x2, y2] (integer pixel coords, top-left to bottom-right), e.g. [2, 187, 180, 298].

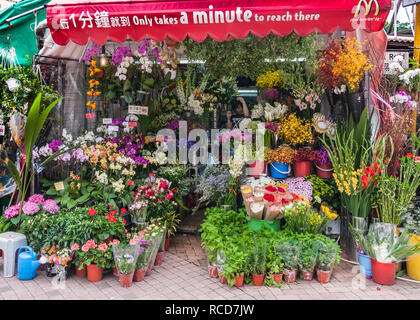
[293, 160, 312, 177]
[315, 162, 333, 179]
[252, 273, 265, 286]
[272, 273, 283, 284]
[302, 270, 314, 281]
[284, 269, 297, 283]
[86, 264, 103, 282]
[208, 265, 218, 278]
[317, 269, 332, 284]
[113, 267, 119, 277]
[133, 269, 145, 282]
[370, 258, 396, 286]
[219, 274, 227, 284]
[145, 263, 152, 276]
[233, 274, 244, 287]
[164, 238, 171, 251]
[119, 272, 134, 288]
[75, 265, 86, 277]
[154, 251, 163, 266]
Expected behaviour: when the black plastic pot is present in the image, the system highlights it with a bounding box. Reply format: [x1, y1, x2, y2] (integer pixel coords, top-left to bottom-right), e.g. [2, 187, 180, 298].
[345, 91, 364, 123]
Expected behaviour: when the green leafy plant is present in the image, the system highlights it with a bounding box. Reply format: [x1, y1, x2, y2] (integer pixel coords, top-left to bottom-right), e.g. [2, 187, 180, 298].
[247, 240, 268, 275]
[274, 239, 300, 270]
[298, 246, 317, 272]
[164, 210, 181, 238]
[313, 238, 340, 271]
[112, 243, 139, 274]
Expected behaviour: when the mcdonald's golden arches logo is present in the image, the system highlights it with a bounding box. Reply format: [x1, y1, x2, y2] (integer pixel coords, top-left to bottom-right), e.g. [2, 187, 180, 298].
[354, 0, 380, 17]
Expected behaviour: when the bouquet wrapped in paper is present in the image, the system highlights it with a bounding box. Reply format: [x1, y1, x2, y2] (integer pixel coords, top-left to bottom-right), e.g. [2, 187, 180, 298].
[249, 202, 265, 220]
[244, 196, 256, 216]
[265, 204, 283, 220]
[240, 185, 253, 199]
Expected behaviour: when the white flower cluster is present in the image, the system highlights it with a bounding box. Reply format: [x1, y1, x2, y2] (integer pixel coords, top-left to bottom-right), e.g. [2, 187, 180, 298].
[251, 102, 288, 121]
[333, 85, 346, 94]
[121, 167, 135, 176]
[112, 179, 125, 193]
[312, 113, 336, 139]
[389, 93, 409, 104]
[163, 67, 177, 80]
[133, 50, 153, 73]
[399, 68, 420, 85]
[155, 151, 168, 165]
[110, 162, 122, 171]
[186, 94, 204, 116]
[389, 55, 405, 73]
[95, 171, 108, 184]
[229, 144, 245, 178]
[115, 56, 134, 81]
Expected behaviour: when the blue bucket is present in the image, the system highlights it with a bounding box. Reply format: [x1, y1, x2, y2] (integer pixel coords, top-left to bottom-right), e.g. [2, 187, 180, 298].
[270, 162, 290, 179]
[357, 252, 372, 279]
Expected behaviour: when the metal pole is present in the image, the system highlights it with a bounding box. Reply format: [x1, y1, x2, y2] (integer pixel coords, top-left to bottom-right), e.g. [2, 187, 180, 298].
[415, 4, 420, 63]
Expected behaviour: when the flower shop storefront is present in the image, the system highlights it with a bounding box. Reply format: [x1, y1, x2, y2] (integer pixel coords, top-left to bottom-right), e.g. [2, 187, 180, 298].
[3, 0, 420, 291]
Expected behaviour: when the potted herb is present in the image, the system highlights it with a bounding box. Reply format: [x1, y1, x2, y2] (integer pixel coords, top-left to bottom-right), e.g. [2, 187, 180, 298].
[267, 255, 284, 284]
[298, 246, 317, 281]
[314, 239, 340, 284]
[315, 147, 333, 179]
[274, 240, 300, 283]
[248, 241, 267, 286]
[293, 148, 317, 177]
[223, 244, 248, 287]
[113, 242, 140, 288]
[266, 145, 296, 179]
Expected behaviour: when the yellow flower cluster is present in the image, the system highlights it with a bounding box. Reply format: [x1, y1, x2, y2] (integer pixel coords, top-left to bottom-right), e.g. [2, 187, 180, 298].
[333, 168, 362, 196]
[321, 205, 338, 220]
[332, 38, 372, 93]
[279, 113, 313, 145]
[256, 70, 285, 89]
[308, 212, 322, 225]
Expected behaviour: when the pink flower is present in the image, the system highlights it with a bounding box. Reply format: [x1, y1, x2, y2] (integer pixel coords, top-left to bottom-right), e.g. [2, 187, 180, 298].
[112, 239, 120, 246]
[81, 245, 89, 252]
[165, 193, 173, 200]
[28, 194, 45, 204]
[4, 204, 19, 219]
[71, 243, 80, 251]
[86, 239, 96, 248]
[129, 238, 138, 246]
[42, 199, 60, 214]
[158, 198, 163, 203]
[98, 243, 108, 251]
[22, 201, 40, 216]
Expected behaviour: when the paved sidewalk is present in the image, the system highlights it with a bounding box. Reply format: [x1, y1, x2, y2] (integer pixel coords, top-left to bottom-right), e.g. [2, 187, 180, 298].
[0, 234, 419, 300]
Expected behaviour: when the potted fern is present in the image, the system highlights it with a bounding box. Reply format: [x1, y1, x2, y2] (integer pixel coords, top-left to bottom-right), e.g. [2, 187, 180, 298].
[248, 241, 267, 286]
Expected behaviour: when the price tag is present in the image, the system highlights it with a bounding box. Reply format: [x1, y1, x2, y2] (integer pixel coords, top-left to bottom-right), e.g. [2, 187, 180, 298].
[128, 122, 137, 127]
[128, 105, 142, 114]
[102, 118, 112, 124]
[108, 126, 119, 132]
[139, 106, 149, 115]
[54, 181, 65, 191]
[0, 125, 5, 136]
[85, 113, 95, 119]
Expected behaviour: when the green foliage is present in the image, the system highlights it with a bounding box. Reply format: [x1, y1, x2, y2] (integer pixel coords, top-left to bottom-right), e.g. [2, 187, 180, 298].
[298, 245, 317, 271]
[313, 238, 340, 270]
[247, 240, 268, 274]
[305, 175, 340, 209]
[164, 210, 181, 238]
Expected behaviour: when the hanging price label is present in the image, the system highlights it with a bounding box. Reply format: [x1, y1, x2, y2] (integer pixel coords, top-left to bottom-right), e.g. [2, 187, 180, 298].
[139, 106, 149, 115]
[85, 113, 95, 119]
[128, 105, 142, 114]
[0, 125, 5, 136]
[54, 181, 65, 191]
[102, 118, 112, 124]
[128, 122, 137, 127]
[108, 126, 119, 132]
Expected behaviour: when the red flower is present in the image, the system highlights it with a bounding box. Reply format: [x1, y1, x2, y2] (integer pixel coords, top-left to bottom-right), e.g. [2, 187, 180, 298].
[159, 181, 168, 189]
[263, 193, 275, 202]
[109, 205, 114, 210]
[158, 199, 163, 203]
[172, 188, 178, 194]
[123, 219, 126, 224]
[127, 180, 134, 186]
[277, 187, 286, 193]
[88, 208, 97, 216]
[120, 208, 127, 214]
[165, 193, 174, 200]
[111, 210, 117, 215]
[407, 153, 414, 159]
[265, 186, 277, 193]
[281, 199, 290, 205]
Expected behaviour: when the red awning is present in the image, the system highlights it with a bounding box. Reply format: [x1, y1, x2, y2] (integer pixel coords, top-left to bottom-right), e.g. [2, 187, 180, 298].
[47, 0, 392, 46]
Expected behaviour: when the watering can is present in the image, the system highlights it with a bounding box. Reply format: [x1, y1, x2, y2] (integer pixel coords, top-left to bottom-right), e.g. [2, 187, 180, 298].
[17, 246, 41, 280]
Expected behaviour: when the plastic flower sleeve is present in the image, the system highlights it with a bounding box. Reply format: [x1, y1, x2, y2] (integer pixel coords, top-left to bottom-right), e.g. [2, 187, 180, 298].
[113, 243, 140, 275]
[274, 240, 300, 270]
[216, 249, 227, 271]
[314, 239, 338, 271]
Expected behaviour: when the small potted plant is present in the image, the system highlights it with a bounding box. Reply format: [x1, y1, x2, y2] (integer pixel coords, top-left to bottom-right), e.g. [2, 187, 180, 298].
[275, 240, 300, 283]
[401, 206, 420, 281]
[129, 199, 148, 227]
[40, 245, 74, 281]
[265, 145, 296, 179]
[164, 210, 181, 251]
[248, 241, 267, 286]
[113, 242, 140, 288]
[133, 235, 153, 282]
[224, 245, 248, 287]
[79, 240, 111, 282]
[71, 243, 86, 277]
[314, 239, 340, 284]
[298, 246, 317, 281]
[267, 256, 284, 284]
[293, 148, 317, 177]
[315, 147, 333, 179]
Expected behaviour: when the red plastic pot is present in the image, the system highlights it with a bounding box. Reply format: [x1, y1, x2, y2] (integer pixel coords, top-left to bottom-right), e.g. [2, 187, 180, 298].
[219, 274, 227, 284]
[316, 269, 332, 284]
[272, 273, 283, 284]
[154, 251, 163, 266]
[75, 265, 86, 277]
[294, 160, 312, 177]
[248, 160, 266, 177]
[284, 269, 297, 283]
[86, 264, 103, 282]
[302, 270, 314, 281]
[119, 272, 134, 288]
[233, 274, 244, 287]
[145, 263, 152, 276]
[164, 238, 171, 251]
[315, 162, 333, 179]
[370, 258, 396, 285]
[208, 265, 218, 278]
[134, 268, 145, 282]
[252, 273, 265, 286]
[113, 267, 119, 277]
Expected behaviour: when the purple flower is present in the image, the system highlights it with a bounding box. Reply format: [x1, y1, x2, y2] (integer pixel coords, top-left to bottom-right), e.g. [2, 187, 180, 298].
[48, 140, 63, 152]
[284, 177, 313, 201]
[4, 204, 20, 219]
[167, 119, 180, 131]
[111, 46, 132, 66]
[265, 88, 279, 101]
[81, 44, 101, 62]
[28, 194, 45, 205]
[43, 199, 60, 214]
[265, 122, 281, 133]
[316, 147, 332, 166]
[22, 201, 40, 216]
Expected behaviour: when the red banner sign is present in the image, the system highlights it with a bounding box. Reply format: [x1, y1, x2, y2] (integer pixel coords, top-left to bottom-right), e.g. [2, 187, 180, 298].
[47, 0, 391, 46]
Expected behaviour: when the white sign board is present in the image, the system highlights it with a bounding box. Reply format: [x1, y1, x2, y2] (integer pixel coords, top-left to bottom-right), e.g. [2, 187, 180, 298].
[383, 51, 409, 75]
[402, 0, 420, 7]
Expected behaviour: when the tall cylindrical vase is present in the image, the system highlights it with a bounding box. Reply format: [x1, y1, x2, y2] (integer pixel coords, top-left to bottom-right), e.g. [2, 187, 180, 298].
[340, 208, 368, 262]
[345, 91, 364, 123]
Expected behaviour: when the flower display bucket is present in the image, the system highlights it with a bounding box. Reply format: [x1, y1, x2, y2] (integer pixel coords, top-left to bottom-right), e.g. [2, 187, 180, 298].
[248, 217, 280, 232]
[233, 274, 244, 287]
[284, 269, 297, 283]
[113, 267, 118, 277]
[357, 252, 372, 279]
[316, 269, 332, 284]
[248, 160, 266, 177]
[302, 270, 314, 281]
[252, 274, 265, 286]
[119, 272, 134, 288]
[86, 264, 103, 282]
[315, 163, 333, 179]
[407, 234, 420, 281]
[154, 251, 163, 266]
[272, 273, 283, 284]
[293, 160, 312, 177]
[75, 265, 86, 277]
[208, 265, 218, 278]
[133, 269, 145, 282]
[270, 162, 290, 179]
[370, 258, 396, 285]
